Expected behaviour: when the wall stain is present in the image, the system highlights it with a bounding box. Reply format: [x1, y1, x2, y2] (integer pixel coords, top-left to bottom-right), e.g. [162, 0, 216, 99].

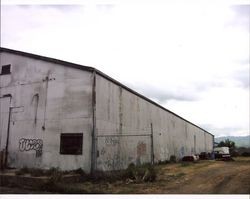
[137, 141, 146, 157]
[31, 93, 39, 125]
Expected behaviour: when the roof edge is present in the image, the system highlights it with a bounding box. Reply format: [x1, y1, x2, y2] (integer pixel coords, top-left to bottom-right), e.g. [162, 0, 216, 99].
[0, 47, 214, 137]
[0, 47, 95, 72]
[94, 69, 214, 137]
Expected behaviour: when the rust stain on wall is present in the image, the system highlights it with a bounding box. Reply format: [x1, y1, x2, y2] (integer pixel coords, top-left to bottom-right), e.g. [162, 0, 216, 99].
[137, 141, 146, 157]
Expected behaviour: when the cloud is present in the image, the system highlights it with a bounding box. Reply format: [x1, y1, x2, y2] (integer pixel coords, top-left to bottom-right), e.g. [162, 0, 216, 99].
[1, 3, 249, 138]
[227, 5, 250, 31]
[200, 124, 249, 137]
[128, 82, 197, 102]
[231, 5, 250, 18]
[233, 68, 250, 89]
[235, 59, 249, 66]
[124, 75, 234, 104]
[16, 4, 81, 10]
[41, 5, 82, 11]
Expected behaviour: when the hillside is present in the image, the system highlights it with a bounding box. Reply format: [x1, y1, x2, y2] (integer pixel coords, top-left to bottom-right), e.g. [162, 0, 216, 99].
[215, 135, 250, 147]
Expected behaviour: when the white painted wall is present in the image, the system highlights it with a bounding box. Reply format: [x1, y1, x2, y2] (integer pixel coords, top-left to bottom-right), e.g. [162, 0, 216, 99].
[96, 74, 214, 170]
[0, 52, 93, 172]
[0, 50, 214, 173]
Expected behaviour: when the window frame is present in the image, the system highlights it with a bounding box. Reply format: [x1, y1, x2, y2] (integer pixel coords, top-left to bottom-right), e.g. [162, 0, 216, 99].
[0, 64, 11, 75]
[60, 133, 83, 155]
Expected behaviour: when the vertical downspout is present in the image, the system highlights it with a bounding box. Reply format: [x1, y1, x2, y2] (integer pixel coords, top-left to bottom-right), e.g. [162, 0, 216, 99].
[91, 70, 96, 175]
[151, 123, 154, 165]
[213, 135, 215, 149]
[194, 135, 196, 154]
[4, 95, 12, 168]
[42, 76, 49, 130]
[204, 132, 207, 152]
[212, 135, 215, 159]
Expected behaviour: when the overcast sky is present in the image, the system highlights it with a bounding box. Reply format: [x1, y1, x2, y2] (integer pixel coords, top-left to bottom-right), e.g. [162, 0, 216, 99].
[1, 0, 249, 137]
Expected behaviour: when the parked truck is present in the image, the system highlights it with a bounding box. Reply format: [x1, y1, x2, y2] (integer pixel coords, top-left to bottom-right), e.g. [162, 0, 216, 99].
[213, 147, 231, 160]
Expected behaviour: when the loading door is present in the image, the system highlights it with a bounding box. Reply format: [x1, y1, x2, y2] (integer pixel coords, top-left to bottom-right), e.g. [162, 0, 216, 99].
[0, 96, 11, 168]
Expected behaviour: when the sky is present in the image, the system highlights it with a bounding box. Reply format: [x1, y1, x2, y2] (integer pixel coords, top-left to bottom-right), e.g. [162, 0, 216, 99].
[1, 0, 249, 138]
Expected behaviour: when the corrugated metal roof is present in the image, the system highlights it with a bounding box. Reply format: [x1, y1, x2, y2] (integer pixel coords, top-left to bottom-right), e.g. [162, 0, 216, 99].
[0, 47, 214, 137]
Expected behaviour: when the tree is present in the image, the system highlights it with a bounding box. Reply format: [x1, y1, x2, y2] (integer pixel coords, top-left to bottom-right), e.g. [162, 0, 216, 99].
[218, 139, 236, 155]
[218, 139, 235, 148]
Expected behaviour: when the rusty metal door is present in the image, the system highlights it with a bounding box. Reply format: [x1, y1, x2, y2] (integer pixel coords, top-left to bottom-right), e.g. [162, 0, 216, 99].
[0, 96, 11, 168]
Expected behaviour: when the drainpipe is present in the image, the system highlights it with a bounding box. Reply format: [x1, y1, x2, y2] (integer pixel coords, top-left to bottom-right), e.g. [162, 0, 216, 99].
[42, 76, 49, 131]
[91, 70, 97, 175]
[151, 123, 154, 165]
[2, 94, 12, 169]
[5, 106, 13, 168]
[212, 135, 215, 160]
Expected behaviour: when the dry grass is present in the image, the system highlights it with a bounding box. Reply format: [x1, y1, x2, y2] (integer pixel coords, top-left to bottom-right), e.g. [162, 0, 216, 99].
[2, 157, 250, 194]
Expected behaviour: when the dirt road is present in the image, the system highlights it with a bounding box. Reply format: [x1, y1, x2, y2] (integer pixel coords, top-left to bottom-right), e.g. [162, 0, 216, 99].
[99, 157, 250, 194]
[155, 158, 250, 194]
[1, 157, 250, 194]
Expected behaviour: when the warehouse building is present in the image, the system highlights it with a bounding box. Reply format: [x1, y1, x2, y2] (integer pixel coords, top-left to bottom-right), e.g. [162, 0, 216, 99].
[0, 47, 214, 173]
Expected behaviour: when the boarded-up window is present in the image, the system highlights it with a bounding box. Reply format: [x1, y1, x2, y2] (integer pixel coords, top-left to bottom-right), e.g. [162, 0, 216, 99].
[0, 64, 11, 75]
[60, 133, 83, 155]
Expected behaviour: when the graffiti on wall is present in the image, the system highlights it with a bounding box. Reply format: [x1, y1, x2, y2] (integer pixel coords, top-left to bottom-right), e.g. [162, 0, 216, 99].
[104, 154, 123, 170]
[99, 137, 150, 169]
[97, 137, 122, 170]
[19, 138, 43, 157]
[105, 137, 120, 146]
[100, 147, 106, 156]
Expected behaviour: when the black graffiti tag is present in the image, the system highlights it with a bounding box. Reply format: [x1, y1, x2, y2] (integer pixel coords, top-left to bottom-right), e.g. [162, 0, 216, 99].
[105, 137, 120, 146]
[19, 138, 43, 157]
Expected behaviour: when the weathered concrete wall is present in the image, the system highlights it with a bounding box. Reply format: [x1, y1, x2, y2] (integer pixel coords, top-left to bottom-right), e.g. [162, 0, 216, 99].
[0, 49, 214, 173]
[0, 52, 93, 172]
[95, 74, 214, 170]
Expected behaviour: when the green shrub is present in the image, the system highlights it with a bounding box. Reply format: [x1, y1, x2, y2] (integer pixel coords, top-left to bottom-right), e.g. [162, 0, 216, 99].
[15, 167, 29, 175]
[29, 168, 45, 177]
[45, 167, 60, 176]
[39, 181, 87, 193]
[175, 172, 185, 178]
[90, 170, 123, 182]
[124, 163, 156, 182]
[74, 168, 86, 176]
[49, 169, 62, 182]
[241, 152, 250, 157]
[90, 170, 104, 181]
[124, 163, 136, 178]
[170, 155, 177, 163]
[158, 160, 170, 165]
[181, 162, 191, 167]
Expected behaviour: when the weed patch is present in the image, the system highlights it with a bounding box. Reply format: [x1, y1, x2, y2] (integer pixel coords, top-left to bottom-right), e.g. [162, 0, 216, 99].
[30, 168, 45, 177]
[124, 163, 156, 183]
[15, 167, 29, 176]
[175, 172, 185, 178]
[170, 155, 177, 163]
[89, 163, 157, 183]
[14, 167, 87, 178]
[180, 162, 192, 167]
[158, 160, 170, 165]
